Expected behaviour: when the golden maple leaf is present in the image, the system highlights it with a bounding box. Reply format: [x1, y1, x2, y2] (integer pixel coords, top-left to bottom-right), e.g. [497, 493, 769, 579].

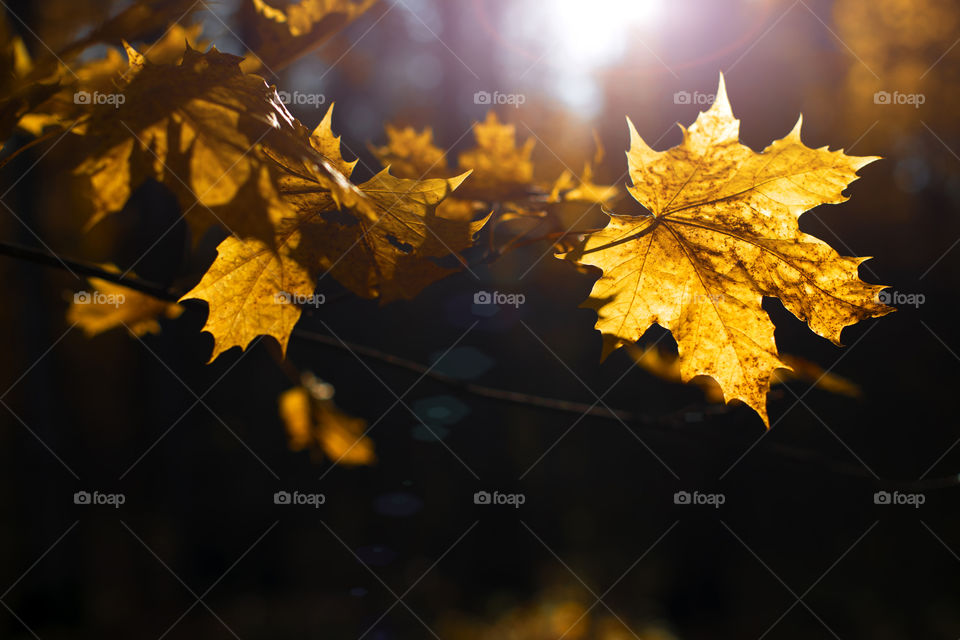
[274, 107, 486, 304]
[370, 124, 448, 179]
[457, 113, 616, 206]
[176, 169, 312, 361]
[548, 163, 619, 207]
[457, 112, 536, 200]
[180, 105, 484, 361]
[18, 24, 206, 137]
[369, 116, 617, 233]
[72, 44, 365, 242]
[244, 0, 379, 72]
[563, 75, 891, 426]
[317, 169, 486, 301]
[369, 123, 488, 221]
[278, 377, 375, 466]
[68, 270, 183, 337]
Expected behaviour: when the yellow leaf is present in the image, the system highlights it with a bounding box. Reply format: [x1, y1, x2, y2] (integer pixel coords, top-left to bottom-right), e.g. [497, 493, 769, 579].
[178, 168, 313, 361]
[181, 107, 482, 360]
[548, 163, 619, 206]
[71, 45, 363, 243]
[306, 102, 357, 177]
[315, 400, 375, 465]
[245, 0, 379, 72]
[371, 124, 448, 179]
[457, 111, 535, 200]
[337, 168, 487, 302]
[371, 122, 489, 224]
[564, 74, 891, 426]
[278, 386, 314, 451]
[68, 270, 183, 337]
[273, 111, 485, 302]
[19, 24, 207, 136]
[278, 385, 375, 465]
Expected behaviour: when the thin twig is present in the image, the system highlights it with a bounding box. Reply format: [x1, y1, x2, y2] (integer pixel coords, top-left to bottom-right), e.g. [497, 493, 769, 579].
[292, 328, 640, 422]
[0, 240, 175, 299]
[0, 238, 956, 491]
[0, 130, 61, 172]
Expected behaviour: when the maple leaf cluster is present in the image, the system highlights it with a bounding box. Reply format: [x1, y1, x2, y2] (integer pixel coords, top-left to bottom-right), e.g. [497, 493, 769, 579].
[1, 0, 892, 430]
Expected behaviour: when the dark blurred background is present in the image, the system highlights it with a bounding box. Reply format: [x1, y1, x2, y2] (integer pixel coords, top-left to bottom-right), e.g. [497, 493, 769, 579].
[1, 0, 959, 637]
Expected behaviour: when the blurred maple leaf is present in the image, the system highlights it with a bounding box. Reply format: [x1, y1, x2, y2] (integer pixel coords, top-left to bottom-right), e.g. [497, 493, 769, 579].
[370, 124, 448, 179]
[68, 268, 183, 337]
[369, 112, 618, 257]
[457, 111, 537, 200]
[279, 374, 375, 466]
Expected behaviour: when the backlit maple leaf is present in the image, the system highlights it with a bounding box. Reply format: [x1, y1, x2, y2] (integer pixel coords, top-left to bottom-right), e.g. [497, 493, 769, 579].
[180, 105, 484, 361]
[72, 44, 365, 241]
[563, 75, 892, 425]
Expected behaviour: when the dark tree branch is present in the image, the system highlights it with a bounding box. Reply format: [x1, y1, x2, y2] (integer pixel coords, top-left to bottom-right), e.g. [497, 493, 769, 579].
[0, 238, 955, 492]
[292, 328, 642, 422]
[0, 240, 176, 300]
